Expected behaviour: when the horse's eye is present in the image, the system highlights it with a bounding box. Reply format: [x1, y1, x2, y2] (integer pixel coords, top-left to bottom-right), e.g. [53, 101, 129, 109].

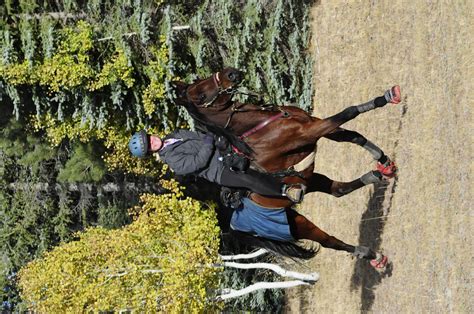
[200, 94, 206, 101]
[228, 72, 235, 81]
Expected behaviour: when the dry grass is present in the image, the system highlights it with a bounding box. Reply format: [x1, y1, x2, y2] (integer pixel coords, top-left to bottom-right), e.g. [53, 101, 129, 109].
[285, 1, 473, 313]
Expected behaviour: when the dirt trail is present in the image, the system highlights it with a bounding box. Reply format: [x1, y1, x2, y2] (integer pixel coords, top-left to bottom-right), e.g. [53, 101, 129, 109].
[286, 1, 473, 312]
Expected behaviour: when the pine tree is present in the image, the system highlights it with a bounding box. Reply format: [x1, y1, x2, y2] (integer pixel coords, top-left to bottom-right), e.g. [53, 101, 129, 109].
[57, 142, 106, 183]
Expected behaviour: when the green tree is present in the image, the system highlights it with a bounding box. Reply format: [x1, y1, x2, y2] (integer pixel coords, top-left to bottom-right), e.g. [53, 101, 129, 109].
[57, 142, 106, 183]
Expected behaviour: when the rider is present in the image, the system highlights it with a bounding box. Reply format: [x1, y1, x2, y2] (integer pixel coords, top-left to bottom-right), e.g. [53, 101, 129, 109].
[128, 129, 305, 203]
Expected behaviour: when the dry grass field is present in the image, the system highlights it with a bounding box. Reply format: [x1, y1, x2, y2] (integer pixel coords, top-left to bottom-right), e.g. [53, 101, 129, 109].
[286, 1, 472, 313]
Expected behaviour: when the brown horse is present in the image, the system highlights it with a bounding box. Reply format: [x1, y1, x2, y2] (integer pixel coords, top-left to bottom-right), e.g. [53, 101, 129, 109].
[172, 68, 398, 208]
[171, 68, 399, 269]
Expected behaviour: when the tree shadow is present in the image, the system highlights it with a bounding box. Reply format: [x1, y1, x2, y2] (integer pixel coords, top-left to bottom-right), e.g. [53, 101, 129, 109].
[349, 178, 397, 311]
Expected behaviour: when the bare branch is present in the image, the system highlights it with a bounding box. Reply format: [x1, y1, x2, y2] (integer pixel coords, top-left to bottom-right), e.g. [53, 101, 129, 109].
[15, 12, 87, 20]
[172, 25, 191, 31]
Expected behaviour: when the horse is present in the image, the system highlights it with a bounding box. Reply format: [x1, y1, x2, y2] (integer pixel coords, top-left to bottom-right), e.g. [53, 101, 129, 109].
[172, 67, 399, 209]
[171, 68, 399, 269]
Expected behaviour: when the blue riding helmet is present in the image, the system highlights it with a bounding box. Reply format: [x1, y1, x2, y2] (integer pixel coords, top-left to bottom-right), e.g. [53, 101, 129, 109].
[128, 130, 149, 158]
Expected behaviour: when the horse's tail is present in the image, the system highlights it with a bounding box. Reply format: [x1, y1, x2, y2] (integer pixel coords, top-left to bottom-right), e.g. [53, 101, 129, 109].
[184, 103, 253, 156]
[229, 229, 319, 260]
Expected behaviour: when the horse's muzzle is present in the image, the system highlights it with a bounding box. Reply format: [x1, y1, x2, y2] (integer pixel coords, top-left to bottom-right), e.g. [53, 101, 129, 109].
[225, 68, 244, 85]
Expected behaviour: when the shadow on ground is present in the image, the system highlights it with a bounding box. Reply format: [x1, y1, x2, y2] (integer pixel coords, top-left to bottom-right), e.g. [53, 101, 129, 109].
[349, 179, 396, 311]
[350, 103, 407, 311]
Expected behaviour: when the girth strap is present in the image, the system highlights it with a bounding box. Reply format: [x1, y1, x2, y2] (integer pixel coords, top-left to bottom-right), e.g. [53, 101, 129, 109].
[292, 152, 316, 172]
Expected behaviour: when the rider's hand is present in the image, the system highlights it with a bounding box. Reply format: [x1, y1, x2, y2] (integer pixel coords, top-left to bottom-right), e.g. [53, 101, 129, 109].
[215, 136, 229, 151]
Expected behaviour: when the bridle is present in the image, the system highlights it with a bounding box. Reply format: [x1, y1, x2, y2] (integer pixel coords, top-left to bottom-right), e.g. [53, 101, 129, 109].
[199, 72, 237, 108]
[186, 70, 289, 131]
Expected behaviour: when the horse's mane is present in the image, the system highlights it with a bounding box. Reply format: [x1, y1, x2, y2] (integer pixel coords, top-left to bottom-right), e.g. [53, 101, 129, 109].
[184, 102, 253, 156]
[229, 229, 319, 260]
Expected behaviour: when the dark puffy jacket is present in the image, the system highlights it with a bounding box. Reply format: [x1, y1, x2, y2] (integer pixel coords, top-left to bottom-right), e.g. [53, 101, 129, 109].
[158, 129, 225, 183]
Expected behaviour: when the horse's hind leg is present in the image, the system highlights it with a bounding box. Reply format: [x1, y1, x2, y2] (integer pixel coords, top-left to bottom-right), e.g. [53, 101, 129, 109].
[286, 208, 377, 260]
[306, 172, 382, 197]
[286, 209, 388, 268]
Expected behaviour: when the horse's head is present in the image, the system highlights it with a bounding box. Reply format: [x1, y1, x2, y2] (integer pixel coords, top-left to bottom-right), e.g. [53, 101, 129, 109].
[172, 67, 252, 156]
[172, 67, 243, 110]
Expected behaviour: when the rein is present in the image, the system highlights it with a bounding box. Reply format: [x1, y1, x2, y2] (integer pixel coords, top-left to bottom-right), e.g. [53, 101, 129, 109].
[197, 72, 306, 178]
[200, 71, 267, 110]
[200, 72, 236, 108]
[223, 102, 275, 128]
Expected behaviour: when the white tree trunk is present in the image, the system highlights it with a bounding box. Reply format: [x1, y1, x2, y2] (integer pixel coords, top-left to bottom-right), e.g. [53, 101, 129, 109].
[172, 25, 190, 31]
[8, 182, 158, 193]
[222, 261, 319, 283]
[16, 12, 87, 20]
[219, 249, 269, 260]
[216, 280, 311, 301]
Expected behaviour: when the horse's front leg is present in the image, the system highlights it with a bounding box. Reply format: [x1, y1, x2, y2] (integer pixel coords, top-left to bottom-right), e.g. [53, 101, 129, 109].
[306, 172, 383, 197]
[286, 209, 388, 268]
[324, 128, 397, 178]
[307, 86, 401, 139]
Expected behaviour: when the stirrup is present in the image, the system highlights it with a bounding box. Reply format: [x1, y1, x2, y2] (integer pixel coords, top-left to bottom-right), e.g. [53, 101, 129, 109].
[384, 85, 401, 104]
[282, 183, 306, 203]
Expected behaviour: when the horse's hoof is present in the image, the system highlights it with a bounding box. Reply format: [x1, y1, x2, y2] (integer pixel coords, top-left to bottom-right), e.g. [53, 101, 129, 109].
[370, 254, 388, 270]
[385, 85, 401, 104]
[376, 160, 397, 179]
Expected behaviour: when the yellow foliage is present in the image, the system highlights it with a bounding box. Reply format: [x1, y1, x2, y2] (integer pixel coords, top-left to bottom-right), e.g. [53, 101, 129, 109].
[36, 21, 95, 92]
[142, 40, 173, 116]
[89, 48, 135, 91]
[0, 21, 140, 93]
[0, 60, 35, 85]
[18, 194, 221, 312]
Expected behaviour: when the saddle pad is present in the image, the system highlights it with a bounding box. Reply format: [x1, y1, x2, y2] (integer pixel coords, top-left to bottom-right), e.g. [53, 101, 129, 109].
[230, 197, 295, 242]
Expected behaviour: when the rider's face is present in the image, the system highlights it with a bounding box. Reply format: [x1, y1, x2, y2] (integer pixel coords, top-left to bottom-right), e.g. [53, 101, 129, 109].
[149, 135, 163, 152]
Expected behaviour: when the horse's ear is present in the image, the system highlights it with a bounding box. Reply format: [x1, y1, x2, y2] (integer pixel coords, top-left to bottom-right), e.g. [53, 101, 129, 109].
[170, 81, 188, 102]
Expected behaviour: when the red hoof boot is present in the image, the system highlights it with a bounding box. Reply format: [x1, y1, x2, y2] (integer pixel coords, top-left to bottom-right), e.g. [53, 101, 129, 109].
[376, 160, 397, 179]
[385, 85, 401, 104]
[370, 254, 388, 269]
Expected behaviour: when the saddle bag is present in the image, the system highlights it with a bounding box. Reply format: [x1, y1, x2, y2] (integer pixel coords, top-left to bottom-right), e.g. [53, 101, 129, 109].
[220, 186, 245, 209]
